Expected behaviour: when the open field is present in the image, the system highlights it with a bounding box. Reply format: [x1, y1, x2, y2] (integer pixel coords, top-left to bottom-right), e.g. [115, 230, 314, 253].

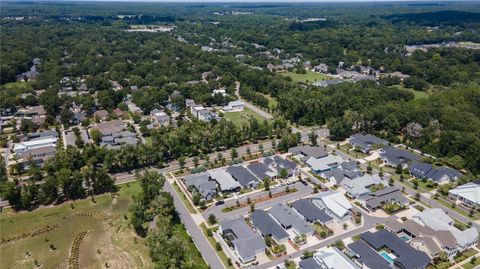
[223, 107, 266, 126]
[2, 81, 33, 91]
[390, 85, 429, 99]
[279, 70, 332, 83]
[0, 182, 152, 269]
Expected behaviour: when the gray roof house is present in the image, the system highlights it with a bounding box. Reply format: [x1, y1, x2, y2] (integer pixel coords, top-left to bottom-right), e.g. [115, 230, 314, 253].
[379, 146, 419, 169]
[269, 204, 314, 236]
[288, 145, 328, 160]
[250, 210, 289, 243]
[311, 191, 352, 223]
[291, 199, 332, 225]
[348, 240, 391, 269]
[247, 162, 276, 180]
[208, 168, 241, 192]
[226, 165, 259, 188]
[219, 217, 266, 263]
[340, 174, 387, 198]
[264, 155, 297, 177]
[409, 162, 463, 184]
[350, 134, 388, 153]
[359, 230, 431, 269]
[359, 186, 408, 212]
[299, 257, 321, 269]
[184, 173, 217, 200]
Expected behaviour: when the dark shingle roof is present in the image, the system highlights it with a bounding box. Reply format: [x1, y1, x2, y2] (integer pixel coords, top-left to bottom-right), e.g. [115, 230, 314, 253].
[292, 199, 332, 223]
[348, 240, 390, 269]
[350, 134, 388, 152]
[380, 146, 419, 167]
[251, 210, 289, 242]
[360, 230, 431, 269]
[288, 145, 328, 159]
[226, 165, 259, 187]
[409, 162, 433, 178]
[299, 257, 321, 269]
[247, 162, 274, 180]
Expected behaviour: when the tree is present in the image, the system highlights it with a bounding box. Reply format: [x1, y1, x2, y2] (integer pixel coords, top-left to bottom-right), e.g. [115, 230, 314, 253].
[263, 177, 271, 191]
[250, 203, 255, 213]
[178, 157, 186, 169]
[208, 214, 217, 225]
[192, 193, 201, 206]
[308, 130, 318, 146]
[90, 129, 102, 145]
[230, 148, 238, 159]
[193, 157, 199, 168]
[279, 168, 288, 179]
[395, 164, 403, 174]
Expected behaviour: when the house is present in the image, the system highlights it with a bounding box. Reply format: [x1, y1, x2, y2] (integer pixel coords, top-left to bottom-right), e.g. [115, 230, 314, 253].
[412, 208, 478, 252]
[94, 120, 124, 136]
[322, 161, 362, 185]
[93, 120, 137, 147]
[263, 155, 297, 177]
[226, 165, 259, 188]
[354, 230, 431, 269]
[247, 162, 276, 180]
[269, 204, 314, 237]
[449, 182, 480, 208]
[311, 191, 352, 223]
[223, 100, 245, 112]
[313, 63, 328, 73]
[208, 168, 241, 192]
[183, 173, 217, 200]
[20, 146, 56, 166]
[250, 209, 289, 243]
[24, 105, 46, 117]
[291, 199, 332, 225]
[306, 155, 344, 174]
[219, 217, 266, 263]
[93, 109, 109, 121]
[23, 130, 58, 141]
[340, 174, 387, 198]
[150, 109, 170, 127]
[13, 136, 57, 155]
[379, 146, 419, 169]
[409, 162, 463, 184]
[359, 187, 408, 212]
[348, 240, 390, 269]
[300, 247, 359, 269]
[386, 219, 458, 260]
[349, 134, 388, 154]
[190, 105, 219, 122]
[288, 145, 328, 161]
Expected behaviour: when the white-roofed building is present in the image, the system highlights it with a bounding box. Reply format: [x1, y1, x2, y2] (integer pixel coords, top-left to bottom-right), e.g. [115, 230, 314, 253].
[312, 247, 359, 269]
[340, 174, 387, 198]
[311, 190, 352, 223]
[306, 155, 345, 174]
[208, 168, 241, 192]
[13, 137, 58, 155]
[449, 182, 480, 208]
[223, 100, 245, 112]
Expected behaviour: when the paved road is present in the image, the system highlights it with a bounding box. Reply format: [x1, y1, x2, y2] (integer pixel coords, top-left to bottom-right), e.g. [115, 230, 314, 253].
[164, 179, 225, 269]
[235, 82, 273, 120]
[203, 182, 313, 221]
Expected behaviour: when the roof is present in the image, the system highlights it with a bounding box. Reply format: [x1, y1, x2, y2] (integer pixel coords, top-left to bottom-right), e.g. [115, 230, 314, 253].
[208, 168, 241, 191]
[184, 173, 217, 199]
[299, 257, 321, 269]
[413, 208, 478, 248]
[425, 166, 463, 182]
[350, 134, 388, 152]
[360, 230, 431, 269]
[322, 168, 347, 184]
[250, 210, 289, 241]
[312, 190, 352, 218]
[247, 162, 275, 180]
[219, 217, 266, 261]
[409, 162, 433, 177]
[269, 204, 314, 235]
[379, 146, 419, 167]
[288, 146, 328, 159]
[340, 174, 386, 197]
[306, 155, 344, 172]
[226, 165, 258, 187]
[361, 186, 408, 209]
[292, 199, 332, 223]
[348, 240, 390, 269]
[449, 182, 480, 205]
[314, 247, 359, 269]
[94, 120, 124, 135]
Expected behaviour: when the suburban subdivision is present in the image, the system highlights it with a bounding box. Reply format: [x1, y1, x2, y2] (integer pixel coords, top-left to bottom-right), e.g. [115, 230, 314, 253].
[1, 1, 480, 269]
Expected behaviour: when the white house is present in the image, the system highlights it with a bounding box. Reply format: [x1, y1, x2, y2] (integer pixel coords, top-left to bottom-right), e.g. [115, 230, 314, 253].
[13, 137, 57, 155]
[311, 190, 352, 223]
[223, 100, 245, 112]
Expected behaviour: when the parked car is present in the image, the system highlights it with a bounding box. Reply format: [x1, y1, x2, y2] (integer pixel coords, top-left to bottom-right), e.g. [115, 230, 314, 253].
[215, 200, 225, 206]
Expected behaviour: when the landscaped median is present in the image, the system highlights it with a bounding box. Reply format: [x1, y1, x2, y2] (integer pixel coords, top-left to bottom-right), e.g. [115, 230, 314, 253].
[171, 181, 197, 214]
[222, 187, 298, 213]
[199, 223, 234, 269]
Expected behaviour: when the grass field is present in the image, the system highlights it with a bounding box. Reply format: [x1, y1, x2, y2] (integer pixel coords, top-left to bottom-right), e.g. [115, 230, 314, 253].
[2, 81, 33, 91]
[223, 107, 266, 126]
[390, 85, 429, 99]
[279, 70, 332, 83]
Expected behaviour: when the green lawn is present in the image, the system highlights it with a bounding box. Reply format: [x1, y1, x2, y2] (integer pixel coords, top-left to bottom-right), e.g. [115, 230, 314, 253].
[279, 70, 332, 83]
[172, 181, 197, 214]
[463, 257, 480, 269]
[0, 182, 154, 269]
[223, 107, 266, 126]
[262, 94, 278, 111]
[390, 85, 429, 99]
[199, 223, 234, 269]
[2, 81, 33, 91]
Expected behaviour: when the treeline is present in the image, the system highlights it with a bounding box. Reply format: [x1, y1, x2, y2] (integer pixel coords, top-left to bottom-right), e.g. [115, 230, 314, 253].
[129, 171, 209, 269]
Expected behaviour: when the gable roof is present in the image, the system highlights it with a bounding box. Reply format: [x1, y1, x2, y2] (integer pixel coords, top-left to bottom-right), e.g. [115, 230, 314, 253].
[299, 257, 321, 269]
[226, 165, 259, 187]
[360, 230, 431, 269]
[425, 166, 463, 182]
[409, 162, 433, 177]
[379, 146, 419, 167]
[269, 204, 314, 235]
[208, 169, 241, 191]
[314, 247, 359, 269]
[306, 155, 344, 172]
[250, 209, 289, 242]
[449, 182, 480, 205]
[247, 162, 276, 180]
[312, 190, 352, 218]
[361, 186, 407, 209]
[340, 174, 385, 197]
[348, 240, 391, 269]
[219, 217, 266, 261]
[350, 134, 388, 152]
[292, 199, 332, 223]
[288, 145, 328, 159]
